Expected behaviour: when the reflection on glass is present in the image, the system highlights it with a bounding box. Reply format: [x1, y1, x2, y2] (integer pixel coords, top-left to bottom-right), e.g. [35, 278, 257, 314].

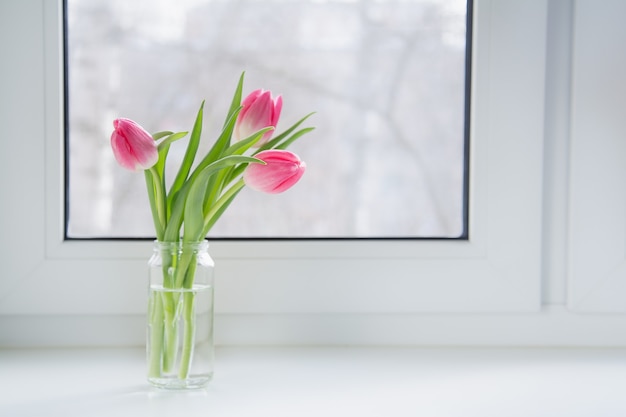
[66, 0, 469, 238]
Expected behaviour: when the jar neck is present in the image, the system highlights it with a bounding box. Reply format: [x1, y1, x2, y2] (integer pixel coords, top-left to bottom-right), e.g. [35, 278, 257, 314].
[153, 240, 209, 253]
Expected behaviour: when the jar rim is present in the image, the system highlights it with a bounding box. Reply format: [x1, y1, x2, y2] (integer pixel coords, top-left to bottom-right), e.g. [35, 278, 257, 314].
[152, 240, 209, 251]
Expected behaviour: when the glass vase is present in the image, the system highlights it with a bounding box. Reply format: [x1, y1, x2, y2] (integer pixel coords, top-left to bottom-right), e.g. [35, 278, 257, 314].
[147, 240, 215, 389]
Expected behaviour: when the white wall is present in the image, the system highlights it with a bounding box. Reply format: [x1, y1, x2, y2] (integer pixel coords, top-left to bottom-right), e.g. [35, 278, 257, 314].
[1, 0, 626, 347]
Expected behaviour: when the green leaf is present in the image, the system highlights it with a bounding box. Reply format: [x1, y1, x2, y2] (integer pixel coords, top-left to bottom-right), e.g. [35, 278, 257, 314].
[152, 131, 174, 141]
[144, 169, 164, 240]
[157, 131, 188, 152]
[163, 185, 188, 241]
[185, 74, 248, 184]
[202, 126, 274, 211]
[201, 183, 244, 237]
[224, 72, 245, 130]
[167, 102, 205, 212]
[155, 144, 170, 180]
[257, 112, 316, 152]
[187, 105, 242, 183]
[223, 127, 273, 156]
[201, 170, 227, 215]
[275, 127, 316, 150]
[179, 155, 264, 242]
[164, 114, 251, 242]
[155, 132, 189, 186]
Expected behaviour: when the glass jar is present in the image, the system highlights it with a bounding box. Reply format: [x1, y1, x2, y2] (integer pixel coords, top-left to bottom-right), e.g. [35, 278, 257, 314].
[147, 240, 215, 389]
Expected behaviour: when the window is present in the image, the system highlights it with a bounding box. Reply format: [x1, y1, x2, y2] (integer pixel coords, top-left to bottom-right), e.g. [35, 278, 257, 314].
[65, 0, 471, 239]
[1, 0, 562, 345]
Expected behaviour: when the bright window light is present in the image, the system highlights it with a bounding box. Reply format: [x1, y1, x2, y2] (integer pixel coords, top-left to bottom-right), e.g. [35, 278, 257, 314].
[65, 0, 471, 239]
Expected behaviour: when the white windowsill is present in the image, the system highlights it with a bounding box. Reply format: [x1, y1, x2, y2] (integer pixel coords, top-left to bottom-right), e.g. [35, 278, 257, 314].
[2, 346, 626, 417]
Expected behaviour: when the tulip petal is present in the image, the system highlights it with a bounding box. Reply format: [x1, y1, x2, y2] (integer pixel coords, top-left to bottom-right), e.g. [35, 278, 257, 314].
[234, 89, 282, 146]
[271, 95, 283, 127]
[110, 118, 158, 171]
[240, 89, 264, 112]
[243, 150, 305, 194]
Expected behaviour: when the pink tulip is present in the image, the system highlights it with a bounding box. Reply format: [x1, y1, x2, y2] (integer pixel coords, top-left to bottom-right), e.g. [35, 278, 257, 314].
[244, 150, 306, 194]
[110, 118, 158, 171]
[234, 89, 283, 146]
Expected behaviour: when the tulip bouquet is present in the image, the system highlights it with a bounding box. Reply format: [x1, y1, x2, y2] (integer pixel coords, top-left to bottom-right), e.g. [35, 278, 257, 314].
[109, 72, 313, 384]
[111, 74, 311, 241]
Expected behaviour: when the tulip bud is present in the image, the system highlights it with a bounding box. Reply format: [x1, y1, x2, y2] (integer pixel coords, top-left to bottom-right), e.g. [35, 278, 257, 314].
[110, 118, 159, 171]
[244, 150, 306, 194]
[234, 89, 283, 147]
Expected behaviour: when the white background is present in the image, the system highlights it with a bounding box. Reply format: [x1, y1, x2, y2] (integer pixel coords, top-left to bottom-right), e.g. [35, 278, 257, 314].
[1, 0, 626, 347]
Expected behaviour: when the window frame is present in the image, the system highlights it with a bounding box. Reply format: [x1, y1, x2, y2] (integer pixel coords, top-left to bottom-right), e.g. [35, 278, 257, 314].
[1, 0, 547, 335]
[567, 0, 626, 313]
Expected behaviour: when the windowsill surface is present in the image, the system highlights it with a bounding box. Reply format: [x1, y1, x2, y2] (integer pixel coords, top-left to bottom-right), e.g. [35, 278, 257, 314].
[2, 346, 626, 417]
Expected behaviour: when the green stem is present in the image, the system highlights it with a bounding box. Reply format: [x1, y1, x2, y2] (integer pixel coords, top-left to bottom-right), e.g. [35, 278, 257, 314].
[178, 291, 196, 380]
[177, 253, 198, 380]
[202, 178, 246, 233]
[162, 306, 179, 373]
[150, 243, 202, 381]
[160, 247, 180, 374]
[149, 167, 168, 236]
[174, 251, 194, 288]
[147, 290, 164, 379]
[144, 170, 164, 240]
